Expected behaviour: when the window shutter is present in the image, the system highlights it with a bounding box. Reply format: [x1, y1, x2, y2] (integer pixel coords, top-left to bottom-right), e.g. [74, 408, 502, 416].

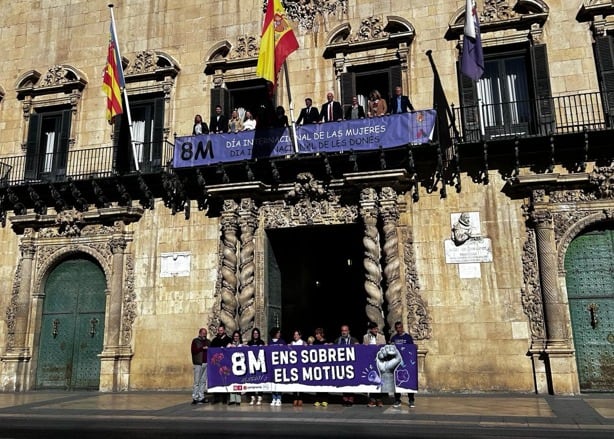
[457, 61, 480, 142]
[211, 87, 230, 117]
[152, 96, 165, 169]
[340, 72, 356, 112]
[530, 44, 555, 134]
[113, 106, 132, 175]
[55, 109, 72, 178]
[389, 65, 402, 98]
[24, 112, 41, 180]
[595, 35, 614, 126]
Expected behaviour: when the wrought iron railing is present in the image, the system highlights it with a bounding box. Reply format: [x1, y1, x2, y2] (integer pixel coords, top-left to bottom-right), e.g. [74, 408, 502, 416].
[451, 91, 611, 142]
[0, 141, 174, 187]
[0, 91, 613, 189]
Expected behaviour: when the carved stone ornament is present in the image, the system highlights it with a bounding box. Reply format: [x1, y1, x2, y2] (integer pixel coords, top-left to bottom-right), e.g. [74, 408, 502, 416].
[124, 51, 157, 75]
[282, 0, 348, 32]
[262, 172, 358, 228]
[482, 0, 517, 23]
[122, 255, 137, 345]
[549, 190, 597, 203]
[229, 35, 259, 59]
[589, 166, 614, 199]
[520, 228, 546, 341]
[38, 65, 77, 87]
[350, 16, 388, 42]
[402, 228, 431, 340]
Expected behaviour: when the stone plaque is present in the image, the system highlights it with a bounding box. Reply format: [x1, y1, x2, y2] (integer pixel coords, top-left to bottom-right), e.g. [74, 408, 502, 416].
[160, 252, 191, 277]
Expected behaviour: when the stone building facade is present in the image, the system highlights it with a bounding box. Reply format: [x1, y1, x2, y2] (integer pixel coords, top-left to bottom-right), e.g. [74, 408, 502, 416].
[0, 0, 613, 394]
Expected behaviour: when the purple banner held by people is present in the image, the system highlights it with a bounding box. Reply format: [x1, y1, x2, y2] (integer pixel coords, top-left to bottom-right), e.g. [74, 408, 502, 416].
[207, 343, 418, 394]
[173, 111, 436, 169]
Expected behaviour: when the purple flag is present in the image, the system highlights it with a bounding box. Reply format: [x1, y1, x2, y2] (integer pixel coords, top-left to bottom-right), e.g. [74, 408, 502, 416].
[460, 0, 484, 81]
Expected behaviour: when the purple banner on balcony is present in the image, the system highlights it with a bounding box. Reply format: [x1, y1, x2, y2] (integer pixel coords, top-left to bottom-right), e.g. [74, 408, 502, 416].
[173, 111, 436, 169]
[207, 343, 418, 394]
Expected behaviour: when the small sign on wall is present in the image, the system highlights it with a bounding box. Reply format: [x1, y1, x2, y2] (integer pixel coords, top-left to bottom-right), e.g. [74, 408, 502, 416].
[160, 252, 191, 277]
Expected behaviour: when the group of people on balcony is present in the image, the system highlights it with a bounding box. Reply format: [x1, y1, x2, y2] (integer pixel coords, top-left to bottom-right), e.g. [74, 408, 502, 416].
[191, 85, 413, 136]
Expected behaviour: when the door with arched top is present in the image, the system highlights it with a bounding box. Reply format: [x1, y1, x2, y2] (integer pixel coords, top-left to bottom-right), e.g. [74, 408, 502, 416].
[36, 257, 106, 390]
[564, 227, 614, 391]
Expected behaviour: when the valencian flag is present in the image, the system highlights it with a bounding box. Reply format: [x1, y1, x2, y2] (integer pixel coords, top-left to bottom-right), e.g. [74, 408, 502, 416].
[102, 21, 125, 124]
[460, 0, 484, 81]
[256, 0, 299, 89]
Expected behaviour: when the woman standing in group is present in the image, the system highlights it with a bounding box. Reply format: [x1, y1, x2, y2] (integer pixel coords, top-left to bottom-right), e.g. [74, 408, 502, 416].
[268, 327, 286, 406]
[228, 109, 244, 133]
[368, 89, 387, 117]
[246, 328, 265, 405]
[226, 330, 244, 405]
[290, 330, 306, 406]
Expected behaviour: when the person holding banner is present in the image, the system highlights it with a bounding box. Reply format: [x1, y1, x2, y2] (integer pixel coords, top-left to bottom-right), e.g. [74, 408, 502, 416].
[226, 330, 244, 405]
[363, 321, 386, 407]
[312, 327, 329, 407]
[290, 330, 306, 406]
[390, 321, 416, 408]
[335, 324, 359, 407]
[246, 328, 266, 406]
[210, 324, 231, 404]
[268, 327, 286, 406]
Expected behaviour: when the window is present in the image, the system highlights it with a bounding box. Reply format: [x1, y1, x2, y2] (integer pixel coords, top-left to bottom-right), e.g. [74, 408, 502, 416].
[459, 44, 554, 140]
[115, 95, 164, 173]
[595, 34, 614, 127]
[25, 108, 71, 181]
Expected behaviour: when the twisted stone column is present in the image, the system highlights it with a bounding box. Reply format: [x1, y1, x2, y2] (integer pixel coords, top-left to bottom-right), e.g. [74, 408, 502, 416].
[532, 211, 570, 347]
[237, 199, 258, 337]
[379, 187, 403, 331]
[219, 200, 240, 333]
[360, 188, 384, 329]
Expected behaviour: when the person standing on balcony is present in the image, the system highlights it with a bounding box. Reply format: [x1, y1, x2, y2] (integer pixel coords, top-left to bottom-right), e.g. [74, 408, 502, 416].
[319, 91, 343, 122]
[192, 114, 209, 135]
[209, 105, 229, 133]
[388, 85, 414, 114]
[228, 109, 244, 133]
[296, 98, 319, 125]
[345, 96, 366, 120]
[367, 89, 387, 117]
[243, 111, 257, 130]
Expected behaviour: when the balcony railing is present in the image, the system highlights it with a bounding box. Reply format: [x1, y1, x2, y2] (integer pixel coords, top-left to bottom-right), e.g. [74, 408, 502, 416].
[452, 91, 611, 142]
[0, 141, 174, 187]
[0, 91, 613, 189]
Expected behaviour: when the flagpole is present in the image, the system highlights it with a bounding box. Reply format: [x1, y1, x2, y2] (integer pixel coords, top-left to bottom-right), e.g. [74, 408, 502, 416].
[283, 62, 299, 155]
[109, 3, 140, 172]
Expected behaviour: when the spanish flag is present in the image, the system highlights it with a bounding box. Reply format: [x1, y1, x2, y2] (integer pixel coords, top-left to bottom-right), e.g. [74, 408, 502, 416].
[102, 21, 124, 124]
[256, 0, 299, 89]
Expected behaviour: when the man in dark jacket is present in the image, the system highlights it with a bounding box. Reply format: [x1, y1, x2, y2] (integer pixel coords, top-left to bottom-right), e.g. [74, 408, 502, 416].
[388, 85, 415, 114]
[209, 105, 229, 133]
[296, 98, 320, 125]
[320, 91, 343, 122]
[190, 327, 210, 404]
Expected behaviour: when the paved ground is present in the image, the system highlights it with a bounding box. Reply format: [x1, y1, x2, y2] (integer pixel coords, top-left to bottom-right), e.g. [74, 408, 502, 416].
[0, 391, 612, 438]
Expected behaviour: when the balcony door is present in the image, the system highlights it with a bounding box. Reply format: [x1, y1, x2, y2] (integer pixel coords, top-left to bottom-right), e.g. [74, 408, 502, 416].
[25, 108, 71, 182]
[115, 95, 164, 173]
[459, 44, 554, 141]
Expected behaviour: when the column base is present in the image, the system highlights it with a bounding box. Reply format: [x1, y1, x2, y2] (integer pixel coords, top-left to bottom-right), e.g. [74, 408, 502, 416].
[99, 346, 133, 392]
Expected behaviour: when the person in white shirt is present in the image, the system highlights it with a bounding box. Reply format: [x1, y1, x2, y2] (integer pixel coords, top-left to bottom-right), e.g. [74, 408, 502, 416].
[243, 111, 257, 130]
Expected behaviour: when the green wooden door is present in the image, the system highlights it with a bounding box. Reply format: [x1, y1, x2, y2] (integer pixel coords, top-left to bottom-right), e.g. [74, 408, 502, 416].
[564, 228, 614, 391]
[36, 258, 106, 390]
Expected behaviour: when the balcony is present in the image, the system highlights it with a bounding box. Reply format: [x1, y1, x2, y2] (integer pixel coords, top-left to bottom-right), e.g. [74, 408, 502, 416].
[0, 90, 613, 222]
